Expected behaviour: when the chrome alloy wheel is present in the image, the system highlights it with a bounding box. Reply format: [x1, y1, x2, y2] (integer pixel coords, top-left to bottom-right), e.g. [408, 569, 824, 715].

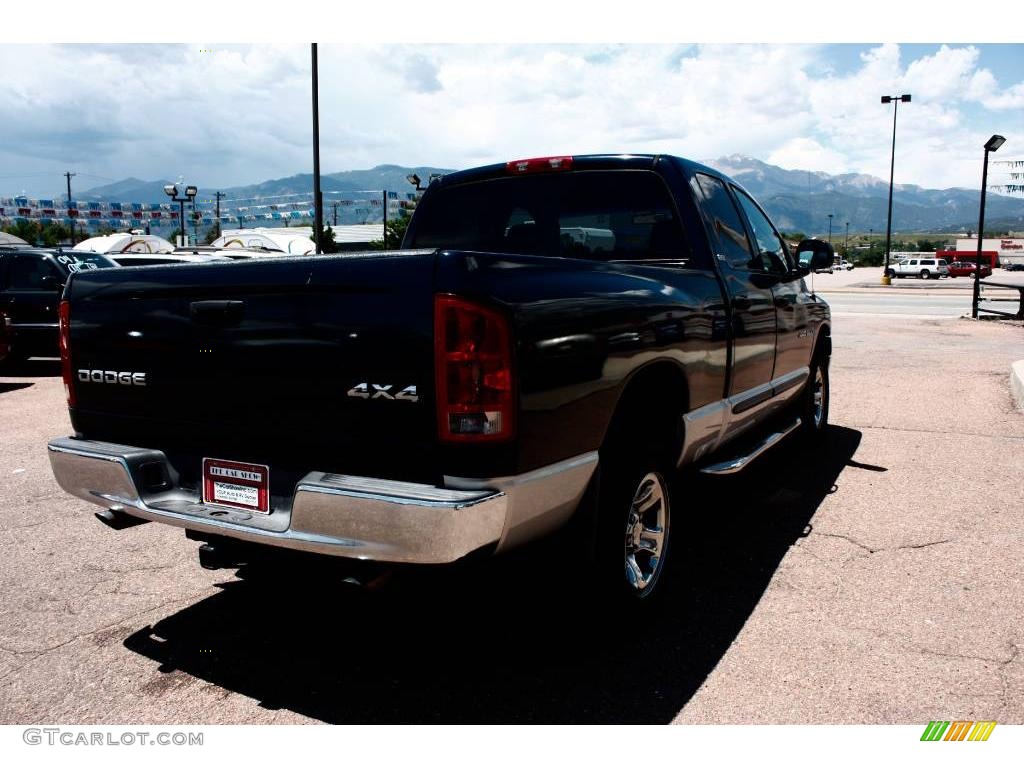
[623, 471, 669, 595]
[812, 365, 827, 429]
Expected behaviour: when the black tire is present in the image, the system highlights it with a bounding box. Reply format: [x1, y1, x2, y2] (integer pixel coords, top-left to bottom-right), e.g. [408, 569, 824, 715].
[591, 451, 673, 605]
[920, 269, 930, 279]
[884, 268, 895, 278]
[798, 352, 830, 442]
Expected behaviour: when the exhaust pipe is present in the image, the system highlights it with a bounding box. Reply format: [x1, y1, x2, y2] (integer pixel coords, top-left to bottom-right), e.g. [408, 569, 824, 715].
[197, 542, 247, 571]
[95, 507, 149, 530]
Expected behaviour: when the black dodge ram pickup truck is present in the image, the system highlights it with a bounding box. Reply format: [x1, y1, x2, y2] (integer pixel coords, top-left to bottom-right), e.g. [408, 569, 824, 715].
[48, 154, 833, 602]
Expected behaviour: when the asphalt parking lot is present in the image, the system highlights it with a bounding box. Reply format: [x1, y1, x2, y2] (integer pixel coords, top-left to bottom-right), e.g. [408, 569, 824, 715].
[1, 309, 1022, 724]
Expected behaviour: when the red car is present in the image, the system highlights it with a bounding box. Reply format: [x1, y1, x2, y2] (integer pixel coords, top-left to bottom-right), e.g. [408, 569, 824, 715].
[947, 261, 992, 278]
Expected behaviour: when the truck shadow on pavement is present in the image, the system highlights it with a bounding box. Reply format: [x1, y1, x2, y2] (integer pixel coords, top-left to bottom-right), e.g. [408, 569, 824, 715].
[123, 425, 864, 723]
[0, 359, 60, 378]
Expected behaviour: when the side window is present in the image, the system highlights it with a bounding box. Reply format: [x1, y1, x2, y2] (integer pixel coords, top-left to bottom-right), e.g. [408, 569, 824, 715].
[732, 187, 789, 274]
[690, 173, 753, 268]
[8, 256, 60, 290]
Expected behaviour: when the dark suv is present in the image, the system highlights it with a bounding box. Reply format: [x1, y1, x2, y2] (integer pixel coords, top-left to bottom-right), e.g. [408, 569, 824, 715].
[0, 248, 116, 362]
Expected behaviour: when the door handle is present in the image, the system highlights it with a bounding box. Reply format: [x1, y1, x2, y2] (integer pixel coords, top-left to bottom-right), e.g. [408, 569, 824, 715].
[773, 296, 793, 309]
[732, 295, 752, 310]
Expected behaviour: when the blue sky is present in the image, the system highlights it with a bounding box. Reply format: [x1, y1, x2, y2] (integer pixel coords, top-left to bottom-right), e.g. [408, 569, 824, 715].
[1, 40, 1021, 199]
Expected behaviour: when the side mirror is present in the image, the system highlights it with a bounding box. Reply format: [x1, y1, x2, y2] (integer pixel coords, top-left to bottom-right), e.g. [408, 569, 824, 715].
[795, 239, 835, 272]
[40, 275, 65, 292]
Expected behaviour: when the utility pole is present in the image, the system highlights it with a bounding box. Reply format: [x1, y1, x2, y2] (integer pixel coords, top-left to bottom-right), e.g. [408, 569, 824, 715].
[382, 189, 388, 248]
[845, 221, 849, 255]
[311, 43, 323, 254]
[215, 191, 224, 239]
[64, 171, 76, 244]
[332, 201, 338, 226]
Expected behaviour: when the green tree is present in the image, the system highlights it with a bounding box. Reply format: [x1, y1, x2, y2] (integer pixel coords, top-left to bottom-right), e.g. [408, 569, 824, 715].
[1, 220, 76, 246]
[371, 213, 410, 250]
[309, 222, 339, 253]
[3, 220, 42, 244]
[858, 250, 884, 267]
[203, 225, 221, 244]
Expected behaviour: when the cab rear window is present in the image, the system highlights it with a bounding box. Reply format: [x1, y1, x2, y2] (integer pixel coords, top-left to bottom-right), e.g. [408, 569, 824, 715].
[408, 171, 696, 265]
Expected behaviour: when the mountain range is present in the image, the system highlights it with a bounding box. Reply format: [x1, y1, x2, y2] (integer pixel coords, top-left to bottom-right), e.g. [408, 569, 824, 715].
[75, 156, 1024, 235]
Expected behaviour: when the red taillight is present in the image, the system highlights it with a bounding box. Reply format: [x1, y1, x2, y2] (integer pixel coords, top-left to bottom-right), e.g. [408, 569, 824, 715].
[59, 300, 75, 407]
[505, 155, 574, 175]
[434, 295, 515, 442]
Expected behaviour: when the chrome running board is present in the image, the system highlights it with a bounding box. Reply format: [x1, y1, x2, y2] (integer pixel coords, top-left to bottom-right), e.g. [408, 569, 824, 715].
[698, 418, 802, 475]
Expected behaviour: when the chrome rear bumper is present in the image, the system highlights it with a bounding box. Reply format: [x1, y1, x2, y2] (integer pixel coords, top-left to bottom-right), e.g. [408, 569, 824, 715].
[47, 437, 597, 564]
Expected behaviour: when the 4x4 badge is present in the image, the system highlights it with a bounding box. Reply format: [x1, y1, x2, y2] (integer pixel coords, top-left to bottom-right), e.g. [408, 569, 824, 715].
[347, 383, 418, 402]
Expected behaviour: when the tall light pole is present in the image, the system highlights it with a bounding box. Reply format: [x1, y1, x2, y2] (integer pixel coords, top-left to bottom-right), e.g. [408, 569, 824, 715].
[827, 213, 833, 243]
[311, 43, 323, 254]
[163, 183, 197, 247]
[64, 171, 76, 244]
[973, 135, 1006, 318]
[881, 94, 911, 284]
[844, 221, 850, 256]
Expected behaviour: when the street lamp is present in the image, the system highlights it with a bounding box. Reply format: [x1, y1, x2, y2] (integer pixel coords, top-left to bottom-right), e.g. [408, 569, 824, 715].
[163, 183, 197, 247]
[827, 213, 833, 243]
[972, 134, 1006, 318]
[844, 221, 849, 255]
[881, 93, 911, 284]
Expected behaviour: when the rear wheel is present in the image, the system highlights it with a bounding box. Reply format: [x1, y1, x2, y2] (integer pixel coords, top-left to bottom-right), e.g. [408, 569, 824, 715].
[920, 269, 930, 279]
[798, 353, 829, 442]
[595, 458, 672, 603]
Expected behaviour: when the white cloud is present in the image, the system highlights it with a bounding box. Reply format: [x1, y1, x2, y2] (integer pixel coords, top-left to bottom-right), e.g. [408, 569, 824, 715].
[768, 138, 850, 175]
[0, 42, 1022, 198]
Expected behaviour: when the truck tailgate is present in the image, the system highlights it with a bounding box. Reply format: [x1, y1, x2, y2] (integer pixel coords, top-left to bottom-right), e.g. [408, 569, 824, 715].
[64, 251, 439, 485]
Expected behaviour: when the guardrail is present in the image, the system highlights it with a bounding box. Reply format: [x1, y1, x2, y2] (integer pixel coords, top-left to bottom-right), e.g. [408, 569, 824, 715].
[975, 279, 1024, 321]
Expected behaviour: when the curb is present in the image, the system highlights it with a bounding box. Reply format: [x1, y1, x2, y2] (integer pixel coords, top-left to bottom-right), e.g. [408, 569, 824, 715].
[1012, 360, 1024, 414]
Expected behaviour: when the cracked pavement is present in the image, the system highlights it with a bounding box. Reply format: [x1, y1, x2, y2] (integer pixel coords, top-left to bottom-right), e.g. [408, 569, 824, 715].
[1, 310, 1022, 724]
[676, 312, 1024, 723]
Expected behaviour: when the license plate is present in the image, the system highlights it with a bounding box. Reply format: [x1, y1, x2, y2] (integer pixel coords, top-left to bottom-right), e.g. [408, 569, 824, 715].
[202, 458, 271, 514]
